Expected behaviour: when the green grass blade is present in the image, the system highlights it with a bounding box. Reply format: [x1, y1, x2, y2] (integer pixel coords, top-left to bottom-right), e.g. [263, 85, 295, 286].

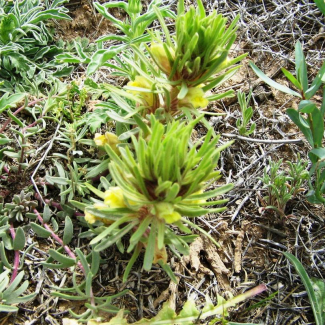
[283, 252, 323, 325]
[250, 62, 301, 97]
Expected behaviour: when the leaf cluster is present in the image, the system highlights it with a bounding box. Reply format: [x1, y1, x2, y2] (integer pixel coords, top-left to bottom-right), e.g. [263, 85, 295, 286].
[0, 270, 36, 313]
[0, 0, 72, 94]
[260, 157, 308, 216]
[63, 284, 266, 324]
[236, 90, 256, 137]
[250, 40, 325, 204]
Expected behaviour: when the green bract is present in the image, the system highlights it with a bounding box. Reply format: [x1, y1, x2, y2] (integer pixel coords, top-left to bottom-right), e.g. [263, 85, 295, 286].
[172, 0, 245, 87]
[79, 116, 233, 281]
[147, 0, 247, 91]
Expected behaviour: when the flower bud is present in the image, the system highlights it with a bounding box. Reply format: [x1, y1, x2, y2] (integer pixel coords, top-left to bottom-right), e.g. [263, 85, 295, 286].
[178, 86, 209, 109]
[104, 187, 127, 208]
[84, 210, 97, 224]
[150, 43, 174, 75]
[155, 202, 181, 224]
[128, 0, 142, 14]
[94, 132, 120, 153]
[127, 76, 154, 106]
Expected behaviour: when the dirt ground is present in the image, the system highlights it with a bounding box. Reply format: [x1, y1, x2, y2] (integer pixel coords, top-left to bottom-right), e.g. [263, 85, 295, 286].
[1, 0, 325, 324]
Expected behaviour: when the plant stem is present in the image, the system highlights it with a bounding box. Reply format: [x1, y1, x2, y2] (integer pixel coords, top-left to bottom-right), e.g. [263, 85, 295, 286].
[33, 208, 96, 307]
[33, 208, 85, 273]
[17, 135, 26, 176]
[0, 98, 45, 133]
[34, 194, 84, 216]
[9, 224, 20, 284]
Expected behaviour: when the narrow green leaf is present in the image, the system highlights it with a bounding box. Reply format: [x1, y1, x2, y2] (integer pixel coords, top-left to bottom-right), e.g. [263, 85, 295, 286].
[295, 41, 308, 93]
[311, 107, 324, 148]
[30, 222, 51, 238]
[177, 82, 188, 100]
[69, 200, 87, 211]
[314, 0, 325, 15]
[0, 304, 18, 312]
[286, 108, 313, 147]
[158, 261, 178, 284]
[143, 221, 157, 271]
[90, 251, 100, 275]
[76, 248, 90, 275]
[7, 110, 24, 127]
[0, 242, 12, 269]
[281, 67, 302, 90]
[49, 249, 75, 266]
[129, 216, 153, 250]
[305, 61, 325, 99]
[123, 244, 141, 283]
[284, 252, 324, 325]
[95, 222, 137, 252]
[250, 62, 301, 97]
[87, 48, 122, 75]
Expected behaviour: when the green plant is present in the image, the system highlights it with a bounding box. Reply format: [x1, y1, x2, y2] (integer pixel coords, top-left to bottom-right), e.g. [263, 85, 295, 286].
[250, 41, 325, 204]
[27, 206, 127, 322]
[62, 284, 266, 324]
[85, 0, 247, 135]
[236, 90, 255, 136]
[46, 160, 91, 205]
[284, 252, 325, 325]
[0, 269, 36, 312]
[72, 115, 233, 282]
[3, 191, 38, 222]
[85, 0, 175, 77]
[260, 157, 308, 217]
[0, 0, 73, 94]
[314, 0, 325, 16]
[55, 37, 97, 66]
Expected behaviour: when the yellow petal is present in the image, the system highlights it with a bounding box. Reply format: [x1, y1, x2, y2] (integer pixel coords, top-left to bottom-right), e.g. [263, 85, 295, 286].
[179, 87, 209, 109]
[155, 202, 181, 224]
[150, 43, 174, 75]
[94, 134, 106, 146]
[127, 76, 154, 106]
[104, 187, 127, 208]
[84, 211, 97, 224]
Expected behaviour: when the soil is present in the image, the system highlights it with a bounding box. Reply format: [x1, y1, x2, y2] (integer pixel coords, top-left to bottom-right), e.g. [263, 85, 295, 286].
[55, 0, 117, 42]
[1, 1, 325, 325]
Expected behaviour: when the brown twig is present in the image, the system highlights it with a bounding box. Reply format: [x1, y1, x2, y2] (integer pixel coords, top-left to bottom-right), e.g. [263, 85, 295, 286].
[0, 98, 45, 133]
[223, 133, 303, 144]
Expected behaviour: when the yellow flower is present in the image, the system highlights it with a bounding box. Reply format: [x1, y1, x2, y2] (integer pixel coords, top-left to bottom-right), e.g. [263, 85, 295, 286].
[178, 87, 209, 109]
[84, 210, 97, 224]
[127, 76, 154, 106]
[188, 190, 206, 205]
[104, 187, 127, 208]
[155, 202, 181, 224]
[94, 132, 120, 153]
[150, 43, 174, 75]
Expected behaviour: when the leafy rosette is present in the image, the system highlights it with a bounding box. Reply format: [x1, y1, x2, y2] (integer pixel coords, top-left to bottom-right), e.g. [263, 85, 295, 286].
[73, 116, 233, 281]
